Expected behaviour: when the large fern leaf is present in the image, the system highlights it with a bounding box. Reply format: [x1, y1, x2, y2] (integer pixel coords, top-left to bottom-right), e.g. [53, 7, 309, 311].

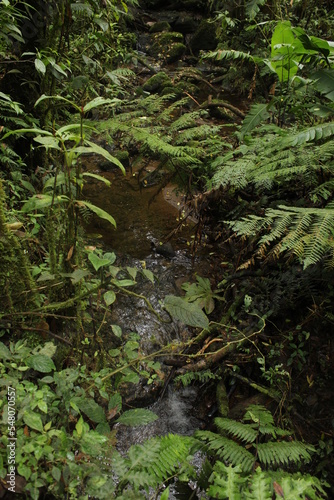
[214, 417, 258, 443]
[257, 441, 314, 468]
[195, 431, 255, 472]
[240, 103, 271, 139]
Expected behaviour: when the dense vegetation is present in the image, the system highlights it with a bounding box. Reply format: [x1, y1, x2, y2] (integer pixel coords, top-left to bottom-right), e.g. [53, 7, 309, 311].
[0, 0, 333, 498]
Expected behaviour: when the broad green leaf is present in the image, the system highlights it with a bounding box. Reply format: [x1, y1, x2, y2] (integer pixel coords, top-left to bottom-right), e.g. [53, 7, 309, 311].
[77, 140, 125, 174]
[88, 252, 113, 271]
[52, 466, 61, 482]
[37, 400, 48, 413]
[23, 411, 44, 432]
[76, 200, 116, 228]
[17, 464, 31, 480]
[164, 295, 209, 329]
[122, 371, 140, 384]
[33, 135, 61, 150]
[82, 172, 111, 186]
[34, 94, 80, 112]
[21, 194, 68, 213]
[160, 487, 170, 500]
[142, 268, 155, 283]
[26, 355, 55, 373]
[111, 324, 122, 338]
[126, 267, 138, 280]
[76, 398, 106, 423]
[0, 342, 11, 360]
[2, 127, 53, 140]
[104, 290, 116, 306]
[38, 342, 57, 358]
[116, 408, 158, 426]
[83, 96, 118, 113]
[20, 179, 36, 193]
[311, 69, 334, 101]
[112, 279, 136, 287]
[34, 58, 46, 75]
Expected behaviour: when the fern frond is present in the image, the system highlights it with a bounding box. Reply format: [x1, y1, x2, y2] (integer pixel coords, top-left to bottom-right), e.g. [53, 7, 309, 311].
[240, 103, 271, 139]
[245, 0, 266, 20]
[214, 417, 258, 443]
[203, 49, 254, 63]
[257, 441, 314, 468]
[286, 121, 334, 147]
[195, 430, 255, 472]
[169, 110, 208, 133]
[175, 124, 221, 144]
[174, 369, 217, 387]
[246, 467, 272, 500]
[208, 463, 246, 500]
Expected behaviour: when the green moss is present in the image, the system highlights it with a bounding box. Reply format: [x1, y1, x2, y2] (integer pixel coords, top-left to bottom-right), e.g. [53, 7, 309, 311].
[150, 31, 184, 58]
[149, 21, 171, 33]
[115, 150, 130, 167]
[143, 72, 172, 93]
[166, 42, 186, 63]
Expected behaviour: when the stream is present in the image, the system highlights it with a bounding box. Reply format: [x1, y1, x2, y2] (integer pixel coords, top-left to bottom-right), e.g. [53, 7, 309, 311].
[82, 3, 234, 496]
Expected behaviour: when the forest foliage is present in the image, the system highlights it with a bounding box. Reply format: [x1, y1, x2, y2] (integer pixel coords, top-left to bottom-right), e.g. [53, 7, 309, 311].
[0, 0, 333, 498]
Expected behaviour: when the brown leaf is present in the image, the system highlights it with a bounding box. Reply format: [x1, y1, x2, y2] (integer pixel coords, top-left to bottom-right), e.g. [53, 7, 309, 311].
[23, 425, 30, 437]
[66, 245, 74, 261]
[273, 481, 284, 497]
[107, 407, 118, 420]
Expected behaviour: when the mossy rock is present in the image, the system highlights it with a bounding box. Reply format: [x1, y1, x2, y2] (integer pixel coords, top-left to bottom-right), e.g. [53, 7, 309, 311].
[189, 20, 218, 55]
[174, 14, 200, 34]
[115, 150, 130, 168]
[166, 42, 186, 63]
[150, 31, 184, 58]
[143, 71, 172, 93]
[149, 21, 171, 33]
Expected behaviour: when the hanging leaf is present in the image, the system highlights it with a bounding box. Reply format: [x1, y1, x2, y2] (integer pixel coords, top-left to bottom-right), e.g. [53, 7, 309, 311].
[82, 172, 111, 186]
[76, 200, 116, 227]
[83, 96, 120, 113]
[75, 141, 125, 174]
[142, 269, 155, 283]
[34, 58, 46, 75]
[164, 295, 209, 329]
[116, 408, 158, 426]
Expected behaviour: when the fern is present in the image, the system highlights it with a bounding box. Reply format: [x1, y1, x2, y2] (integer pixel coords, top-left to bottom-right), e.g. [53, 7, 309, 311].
[245, 0, 267, 20]
[174, 368, 217, 387]
[240, 103, 271, 139]
[196, 430, 255, 472]
[203, 49, 255, 63]
[214, 418, 258, 443]
[114, 434, 196, 494]
[208, 463, 247, 499]
[257, 441, 314, 468]
[231, 204, 334, 268]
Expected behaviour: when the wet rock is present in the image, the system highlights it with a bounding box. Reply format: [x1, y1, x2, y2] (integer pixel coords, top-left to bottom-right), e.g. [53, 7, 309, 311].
[174, 13, 200, 34]
[152, 241, 176, 258]
[189, 19, 218, 55]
